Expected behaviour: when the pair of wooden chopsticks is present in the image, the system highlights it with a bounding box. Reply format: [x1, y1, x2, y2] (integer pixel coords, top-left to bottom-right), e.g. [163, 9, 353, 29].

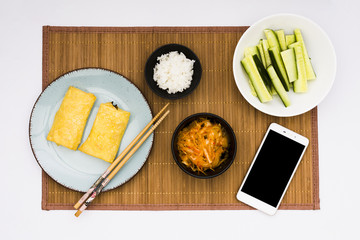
[74, 103, 170, 217]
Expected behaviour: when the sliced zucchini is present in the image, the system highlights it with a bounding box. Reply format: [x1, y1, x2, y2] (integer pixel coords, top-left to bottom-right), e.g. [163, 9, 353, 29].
[281, 48, 298, 83]
[248, 80, 257, 97]
[271, 85, 278, 95]
[257, 42, 266, 67]
[268, 46, 290, 91]
[264, 29, 281, 50]
[289, 42, 307, 92]
[261, 39, 271, 67]
[253, 54, 272, 91]
[241, 56, 272, 103]
[288, 41, 300, 49]
[267, 65, 291, 107]
[285, 34, 296, 47]
[244, 46, 260, 59]
[275, 30, 287, 51]
[294, 29, 316, 80]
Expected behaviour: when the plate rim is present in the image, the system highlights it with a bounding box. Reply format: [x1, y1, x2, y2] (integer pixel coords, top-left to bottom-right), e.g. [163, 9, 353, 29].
[232, 13, 337, 117]
[29, 67, 154, 192]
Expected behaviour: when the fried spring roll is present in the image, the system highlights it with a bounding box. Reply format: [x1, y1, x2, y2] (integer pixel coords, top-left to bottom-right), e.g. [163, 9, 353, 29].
[47, 86, 96, 150]
[79, 102, 130, 163]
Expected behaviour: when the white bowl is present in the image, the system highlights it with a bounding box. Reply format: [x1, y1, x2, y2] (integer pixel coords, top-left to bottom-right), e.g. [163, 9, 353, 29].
[233, 14, 336, 117]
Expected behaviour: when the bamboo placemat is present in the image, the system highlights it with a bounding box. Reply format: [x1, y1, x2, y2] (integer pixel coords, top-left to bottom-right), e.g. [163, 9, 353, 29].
[41, 26, 319, 210]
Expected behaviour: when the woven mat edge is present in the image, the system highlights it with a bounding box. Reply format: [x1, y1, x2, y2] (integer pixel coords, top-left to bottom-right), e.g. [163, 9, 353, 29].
[41, 26, 320, 211]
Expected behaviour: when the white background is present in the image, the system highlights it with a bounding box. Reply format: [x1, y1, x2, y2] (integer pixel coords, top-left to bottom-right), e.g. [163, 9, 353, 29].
[1, 0, 359, 239]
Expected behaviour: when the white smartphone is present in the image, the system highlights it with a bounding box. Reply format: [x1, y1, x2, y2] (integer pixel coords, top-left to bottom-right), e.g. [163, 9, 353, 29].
[236, 123, 309, 215]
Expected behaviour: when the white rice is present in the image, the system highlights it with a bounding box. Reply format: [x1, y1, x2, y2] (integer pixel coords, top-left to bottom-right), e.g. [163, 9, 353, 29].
[153, 51, 195, 94]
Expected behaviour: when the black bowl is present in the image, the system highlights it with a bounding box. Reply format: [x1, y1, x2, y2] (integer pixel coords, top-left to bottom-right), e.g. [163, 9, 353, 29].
[171, 113, 237, 179]
[144, 44, 202, 100]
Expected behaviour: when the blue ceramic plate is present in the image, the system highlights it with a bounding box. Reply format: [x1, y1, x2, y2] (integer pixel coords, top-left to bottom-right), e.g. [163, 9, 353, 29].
[29, 68, 153, 192]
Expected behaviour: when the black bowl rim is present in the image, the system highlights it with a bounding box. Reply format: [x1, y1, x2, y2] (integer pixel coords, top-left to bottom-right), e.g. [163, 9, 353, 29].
[171, 113, 237, 179]
[144, 43, 202, 100]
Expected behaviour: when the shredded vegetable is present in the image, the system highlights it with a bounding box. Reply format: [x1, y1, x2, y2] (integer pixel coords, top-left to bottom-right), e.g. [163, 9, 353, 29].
[176, 118, 229, 173]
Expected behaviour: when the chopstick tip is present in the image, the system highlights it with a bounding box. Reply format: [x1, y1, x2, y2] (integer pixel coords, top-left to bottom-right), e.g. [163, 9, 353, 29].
[74, 210, 82, 217]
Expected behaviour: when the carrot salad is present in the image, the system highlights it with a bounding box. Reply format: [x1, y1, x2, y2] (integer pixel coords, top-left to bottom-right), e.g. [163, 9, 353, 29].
[176, 118, 229, 173]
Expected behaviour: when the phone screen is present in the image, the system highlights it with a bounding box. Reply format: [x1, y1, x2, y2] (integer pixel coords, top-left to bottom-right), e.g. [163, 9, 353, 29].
[241, 129, 306, 207]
